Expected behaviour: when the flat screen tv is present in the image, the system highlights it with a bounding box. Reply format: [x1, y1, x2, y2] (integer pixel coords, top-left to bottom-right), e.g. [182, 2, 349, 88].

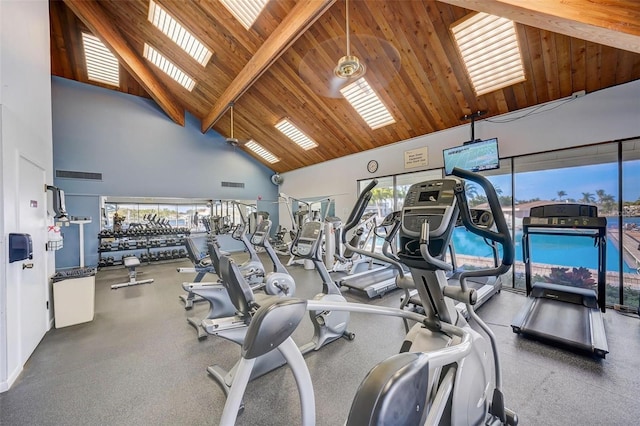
[443, 138, 500, 175]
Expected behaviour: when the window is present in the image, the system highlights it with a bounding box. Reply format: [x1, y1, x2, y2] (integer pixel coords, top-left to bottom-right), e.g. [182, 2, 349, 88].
[513, 145, 619, 299]
[148, 0, 212, 66]
[622, 139, 640, 308]
[219, 0, 268, 30]
[451, 12, 525, 95]
[82, 33, 119, 86]
[352, 141, 638, 305]
[245, 140, 279, 163]
[275, 119, 317, 150]
[143, 43, 196, 91]
[340, 78, 395, 130]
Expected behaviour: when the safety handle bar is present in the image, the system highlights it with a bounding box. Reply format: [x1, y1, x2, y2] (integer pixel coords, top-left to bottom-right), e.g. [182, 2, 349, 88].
[342, 179, 378, 244]
[451, 167, 514, 270]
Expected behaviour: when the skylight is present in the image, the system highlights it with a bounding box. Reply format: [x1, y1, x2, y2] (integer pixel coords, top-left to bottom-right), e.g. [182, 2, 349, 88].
[219, 0, 269, 30]
[340, 78, 395, 130]
[82, 33, 119, 87]
[275, 119, 318, 150]
[143, 43, 195, 91]
[148, 0, 212, 66]
[451, 12, 525, 96]
[245, 140, 279, 163]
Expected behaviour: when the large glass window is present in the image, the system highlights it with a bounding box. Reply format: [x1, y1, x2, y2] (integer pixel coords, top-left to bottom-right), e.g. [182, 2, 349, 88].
[356, 140, 639, 306]
[513, 145, 619, 301]
[622, 139, 640, 308]
[103, 201, 211, 231]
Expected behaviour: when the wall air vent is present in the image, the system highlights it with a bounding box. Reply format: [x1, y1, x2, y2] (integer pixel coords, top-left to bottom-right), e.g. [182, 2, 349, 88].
[221, 181, 245, 188]
[56, 170, 103, 181]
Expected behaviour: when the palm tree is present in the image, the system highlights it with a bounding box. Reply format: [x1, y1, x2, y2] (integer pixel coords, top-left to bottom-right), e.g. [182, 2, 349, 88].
[370, 187, 394, 218]
[580, 192, 596, 204]
[595, 189, 607, 204]
[600, 194, 616, 214]
[464, 182, 479, 199]
[557, 190, 567, 201]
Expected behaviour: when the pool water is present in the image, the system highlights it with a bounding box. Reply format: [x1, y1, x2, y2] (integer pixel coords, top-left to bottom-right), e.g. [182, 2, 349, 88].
[452, 227, 636, 274]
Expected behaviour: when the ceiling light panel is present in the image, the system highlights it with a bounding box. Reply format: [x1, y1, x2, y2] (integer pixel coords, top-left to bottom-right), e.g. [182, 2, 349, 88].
[148, 0, 212, 66]
[219, 0, 269, 30]
[143, 43, 196, 91]
[245, 140, 280, 163]
[275, 119, 318, 150]
[340, 78, 395, 130]
[82, 33, 119, 87]
[451, 12, 525, 96]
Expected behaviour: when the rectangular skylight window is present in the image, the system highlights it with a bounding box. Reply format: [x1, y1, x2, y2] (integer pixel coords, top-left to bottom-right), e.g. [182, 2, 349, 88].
[340, 78, 395, 130]
[143, 43, 196, 91]
[148, 0, 212, 66]
[82, 33, 119, 87]
[245, 140, 280, 163]
[220, 0, 269, 30]
[275, 119, 318, 150]
[451, 12, 525, 96]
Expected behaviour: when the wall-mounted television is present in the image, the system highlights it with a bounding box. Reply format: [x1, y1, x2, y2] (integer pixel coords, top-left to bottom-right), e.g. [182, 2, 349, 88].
[443, 138, 500, 176]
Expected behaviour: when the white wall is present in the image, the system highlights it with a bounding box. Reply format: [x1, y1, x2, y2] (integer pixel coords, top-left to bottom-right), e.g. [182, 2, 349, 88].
[0, 0, 54, 392]
[280, 80, 640, 220]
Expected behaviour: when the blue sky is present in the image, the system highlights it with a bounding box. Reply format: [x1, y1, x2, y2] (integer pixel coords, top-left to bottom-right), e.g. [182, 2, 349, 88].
[484, 161, 640, 202]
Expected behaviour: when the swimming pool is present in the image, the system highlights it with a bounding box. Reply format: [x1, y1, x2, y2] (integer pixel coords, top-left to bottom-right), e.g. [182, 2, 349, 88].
[451, 223, 637, 274]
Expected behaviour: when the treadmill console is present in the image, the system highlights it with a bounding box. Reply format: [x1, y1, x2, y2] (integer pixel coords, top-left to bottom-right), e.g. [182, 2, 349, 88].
[250, 219, 272, 246]
[529, 203, 597, 218]
[401, 179, 458, 237]
[523, 216, 607, 229]
[292, 221, 322, 259]
[524, 203, 606, 229]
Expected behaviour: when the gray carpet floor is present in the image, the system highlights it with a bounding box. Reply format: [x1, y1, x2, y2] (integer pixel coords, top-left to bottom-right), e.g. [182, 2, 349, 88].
[1, 254, 640, 425]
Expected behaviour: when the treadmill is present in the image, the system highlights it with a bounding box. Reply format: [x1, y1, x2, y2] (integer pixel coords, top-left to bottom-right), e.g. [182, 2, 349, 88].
[511, 203, 608, 358]
[337, 211, 404, 298]
[401, 208, 503, 318]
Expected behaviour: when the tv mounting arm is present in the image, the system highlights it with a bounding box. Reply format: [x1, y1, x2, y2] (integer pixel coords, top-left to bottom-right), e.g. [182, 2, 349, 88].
[461, 110, 487, 144]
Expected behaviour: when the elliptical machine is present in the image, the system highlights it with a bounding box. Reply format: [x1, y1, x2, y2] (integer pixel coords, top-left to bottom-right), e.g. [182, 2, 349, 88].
[202, 219, 353, 413]
[183, 219, 292, 340]
[216, 168, 518, 425]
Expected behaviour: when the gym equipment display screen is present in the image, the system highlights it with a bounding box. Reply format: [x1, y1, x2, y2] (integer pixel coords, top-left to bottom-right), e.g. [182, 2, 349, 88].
[443, 138, 500, 175]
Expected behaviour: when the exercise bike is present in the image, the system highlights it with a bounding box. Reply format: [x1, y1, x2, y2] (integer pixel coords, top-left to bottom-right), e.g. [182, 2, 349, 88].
[217, 168, 518, 425]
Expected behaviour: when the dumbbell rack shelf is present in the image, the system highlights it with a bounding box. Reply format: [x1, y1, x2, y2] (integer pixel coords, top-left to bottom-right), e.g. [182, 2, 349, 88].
[98, 229, 191, 268]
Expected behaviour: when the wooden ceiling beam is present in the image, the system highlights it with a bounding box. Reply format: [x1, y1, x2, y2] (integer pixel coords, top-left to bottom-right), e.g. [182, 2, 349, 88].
[63, 0, 185, 126]
[438, 0, 640, 54]
[201, 0, 336, 133]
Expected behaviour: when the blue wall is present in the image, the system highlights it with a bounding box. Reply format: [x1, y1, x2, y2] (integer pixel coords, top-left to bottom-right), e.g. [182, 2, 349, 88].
[52, 77, 278, 268]
[56, 195, 101, 269]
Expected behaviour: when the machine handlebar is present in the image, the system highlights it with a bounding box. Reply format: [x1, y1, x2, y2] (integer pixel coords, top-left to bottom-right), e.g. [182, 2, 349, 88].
[451, 167, 514, 269]
[342, 179, 378, 243]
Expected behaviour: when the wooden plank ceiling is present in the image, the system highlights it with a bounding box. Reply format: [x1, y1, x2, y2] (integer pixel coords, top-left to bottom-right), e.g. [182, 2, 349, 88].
[50, 0, 640, 173]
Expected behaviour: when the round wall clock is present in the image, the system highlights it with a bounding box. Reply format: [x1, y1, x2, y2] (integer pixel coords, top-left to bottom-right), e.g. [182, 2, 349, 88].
[367, 160, 379, 174]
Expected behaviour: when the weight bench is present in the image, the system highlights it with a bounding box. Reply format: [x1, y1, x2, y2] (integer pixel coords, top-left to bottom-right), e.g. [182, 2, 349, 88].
[111, 256, 154, 290]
